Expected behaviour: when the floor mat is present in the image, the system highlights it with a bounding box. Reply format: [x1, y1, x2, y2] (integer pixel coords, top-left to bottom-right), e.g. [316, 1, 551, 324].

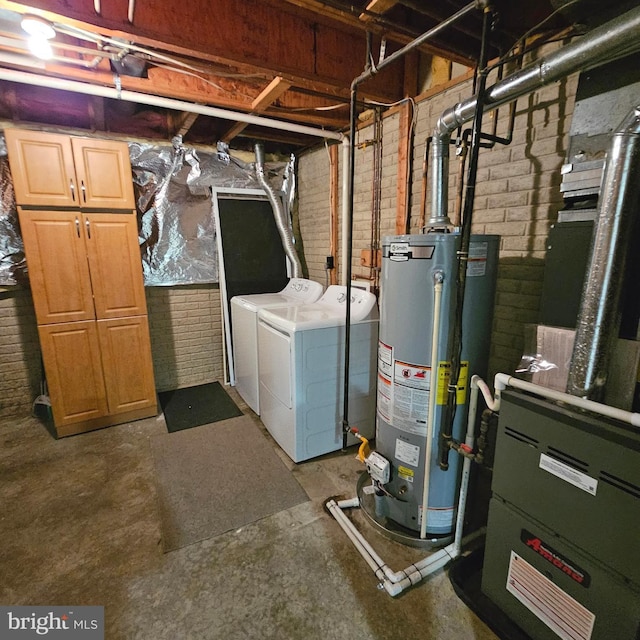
[150, 414, 309, 552]
[448, 546, 532, 640]
[158, 382, 242, 433]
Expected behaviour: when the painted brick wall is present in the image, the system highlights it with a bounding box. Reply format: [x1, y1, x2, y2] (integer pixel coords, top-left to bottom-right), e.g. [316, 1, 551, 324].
[298, 43, 578, 381]
[145, 285, 224, 392]
[0, 290, 40, 418]
[298, 145, 333, 285]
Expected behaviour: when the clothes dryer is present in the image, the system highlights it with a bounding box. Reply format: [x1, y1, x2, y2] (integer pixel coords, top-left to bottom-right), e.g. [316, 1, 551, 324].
[257, 285, 378, 462]
[231, 278, 323, 414]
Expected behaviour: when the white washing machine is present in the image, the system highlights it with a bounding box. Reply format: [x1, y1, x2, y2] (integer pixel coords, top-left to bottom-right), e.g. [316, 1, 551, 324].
[257, 285, 379, 462]
[231, 278, 323, 414]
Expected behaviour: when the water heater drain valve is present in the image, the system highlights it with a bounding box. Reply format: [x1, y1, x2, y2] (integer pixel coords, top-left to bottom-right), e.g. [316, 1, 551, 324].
[365, 451, 391, 484]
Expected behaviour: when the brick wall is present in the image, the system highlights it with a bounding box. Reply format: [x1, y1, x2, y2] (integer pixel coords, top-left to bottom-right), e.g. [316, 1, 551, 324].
[145, 285, 224, 392]
[0, 284, 224, 419]
[0, 290, 40, 418]
[298, 43, 578, 381]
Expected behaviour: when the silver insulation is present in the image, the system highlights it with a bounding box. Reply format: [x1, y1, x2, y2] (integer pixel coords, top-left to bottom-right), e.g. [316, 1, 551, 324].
[429, 3, 640, 226]
[0, 136, 26, 287]
[129, 138, 292, 286]
[254, 143, 302, 278]
[566, 106, 640, 399]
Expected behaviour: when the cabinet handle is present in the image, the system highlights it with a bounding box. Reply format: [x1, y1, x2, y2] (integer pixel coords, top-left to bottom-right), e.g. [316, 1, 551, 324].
[81, 180, 86, 203]
[85, 218, 91, 239]
[75, 217, 80, 238]
[70, 179, 76, 202]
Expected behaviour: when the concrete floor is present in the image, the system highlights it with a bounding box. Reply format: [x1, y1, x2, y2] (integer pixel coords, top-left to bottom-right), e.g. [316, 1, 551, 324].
[0, 388, 499, 640]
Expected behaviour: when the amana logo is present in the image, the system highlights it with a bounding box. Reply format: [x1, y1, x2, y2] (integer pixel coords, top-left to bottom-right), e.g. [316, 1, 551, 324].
[521, 529, 591, 587]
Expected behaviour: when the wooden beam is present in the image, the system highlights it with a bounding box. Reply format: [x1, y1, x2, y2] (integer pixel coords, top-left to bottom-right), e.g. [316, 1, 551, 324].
[221, 76, 291, 143]
[251, 76, 293, 111]
[329, 143, 339, 285]
[175, 112, 199, 137]
[403, 51, 419, 97]
[360, 0, 400, 22]
[87, 95, 105, 131]
[0, 0, 409, 102]
[282, 0, 473, 65]
[395, 101, 411, 234]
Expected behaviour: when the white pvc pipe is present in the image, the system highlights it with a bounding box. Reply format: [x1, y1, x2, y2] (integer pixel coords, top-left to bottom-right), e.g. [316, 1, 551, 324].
[326, 500, 386, 579]
[328, 497, 461, 596]
[452, 377, 481, 556]
[328, 499, 409, 583]
[340, 137, 350, 286]
[0, 68, 344, 142]
[473, 374, 497, 411]
[420, 274, 444, 539]
[382, 545, 456, 597]
[494, 372, 640, 427]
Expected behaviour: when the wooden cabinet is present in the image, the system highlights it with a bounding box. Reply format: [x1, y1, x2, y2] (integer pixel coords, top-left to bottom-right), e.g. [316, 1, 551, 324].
[18, 210, 147, 324]
[7, 128, 156, 437]
[38, 321, 109, 429]
[5, 129, 135, 210]
[38, 316, 157, 435]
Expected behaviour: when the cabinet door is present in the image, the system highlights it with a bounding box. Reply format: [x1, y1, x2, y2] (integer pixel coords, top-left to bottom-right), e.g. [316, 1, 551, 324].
[84, 212, 147, 319]
[18, 209, 95, 324]
[38, 321, 108, 427]
[5, 129, 78, 208]
[71, 138, 135, 210]
[97, 316, 157, 415]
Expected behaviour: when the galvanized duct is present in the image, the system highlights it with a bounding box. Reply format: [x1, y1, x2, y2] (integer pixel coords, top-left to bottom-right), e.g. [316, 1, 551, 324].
[566, 106, 640, 399]
[254, 143, 302, 278]
[430, 3, 640, 226]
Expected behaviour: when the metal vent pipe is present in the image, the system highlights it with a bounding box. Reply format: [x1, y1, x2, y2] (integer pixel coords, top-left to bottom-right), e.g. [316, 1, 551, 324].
[430, 4, 640, 226]
[566, 106, 640, 399]
[254, 143, 302, 278]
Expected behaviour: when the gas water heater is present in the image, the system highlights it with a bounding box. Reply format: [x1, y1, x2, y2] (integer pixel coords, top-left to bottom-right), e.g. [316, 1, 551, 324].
[374, 232, 499, 536]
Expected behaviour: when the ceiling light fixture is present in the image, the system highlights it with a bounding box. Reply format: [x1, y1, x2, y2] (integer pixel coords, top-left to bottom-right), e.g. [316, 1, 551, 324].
[21, 15, 56, 60]
[21, 15, 56, 39]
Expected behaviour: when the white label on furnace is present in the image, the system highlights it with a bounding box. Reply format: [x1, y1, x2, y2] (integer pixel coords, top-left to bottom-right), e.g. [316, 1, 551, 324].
[395, 439, 420, 467]
[539, 453, 598, 496]
[506, 552, 595, 640]
[467, 241, 488, 277]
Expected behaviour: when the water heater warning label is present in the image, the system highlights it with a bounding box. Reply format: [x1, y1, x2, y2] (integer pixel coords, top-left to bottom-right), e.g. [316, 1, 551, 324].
[386, 359, 431, 436]
[467, 242, 488, 276]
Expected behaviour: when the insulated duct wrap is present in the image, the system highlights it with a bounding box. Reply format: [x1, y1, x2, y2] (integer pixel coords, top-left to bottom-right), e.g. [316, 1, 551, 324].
[254, 143, 302, 278]
[130, 138, 293, 286]
[0, 136, 26, 287]
[567, 106, 640, 399]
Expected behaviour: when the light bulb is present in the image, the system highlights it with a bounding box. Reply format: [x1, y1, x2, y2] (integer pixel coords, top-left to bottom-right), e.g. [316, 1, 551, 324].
[27, 37, 53, 60]
[21, 16, 56, 40]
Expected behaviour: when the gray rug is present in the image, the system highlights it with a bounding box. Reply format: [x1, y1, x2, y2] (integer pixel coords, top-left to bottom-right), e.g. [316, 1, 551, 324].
[150, 415, 309, 552]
